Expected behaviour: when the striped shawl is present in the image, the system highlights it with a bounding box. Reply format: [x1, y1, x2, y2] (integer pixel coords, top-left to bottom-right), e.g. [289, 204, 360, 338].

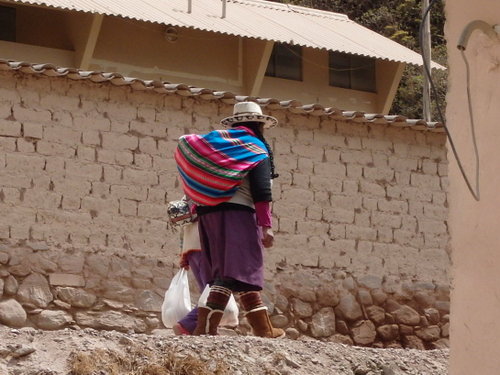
[175, 127, 269, 206]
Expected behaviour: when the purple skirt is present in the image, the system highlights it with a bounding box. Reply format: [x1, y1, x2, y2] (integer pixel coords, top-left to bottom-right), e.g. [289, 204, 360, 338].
[198, 209, 264, 290]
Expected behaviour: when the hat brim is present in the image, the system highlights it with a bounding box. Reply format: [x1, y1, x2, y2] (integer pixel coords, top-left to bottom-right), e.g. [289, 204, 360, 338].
[220, 114, 278, 129]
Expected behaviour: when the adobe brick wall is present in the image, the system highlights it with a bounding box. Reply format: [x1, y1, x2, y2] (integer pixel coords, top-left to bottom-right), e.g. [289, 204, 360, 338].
[268, 111, 449, 283]
[0, 71, 450, 348]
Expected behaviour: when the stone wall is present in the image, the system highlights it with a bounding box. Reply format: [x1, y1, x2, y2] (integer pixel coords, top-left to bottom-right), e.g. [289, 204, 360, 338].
[0, 71, 450, 348]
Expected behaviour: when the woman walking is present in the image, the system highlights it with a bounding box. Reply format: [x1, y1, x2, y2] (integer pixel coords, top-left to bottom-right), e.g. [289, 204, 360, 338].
[174, 101, 284, 338]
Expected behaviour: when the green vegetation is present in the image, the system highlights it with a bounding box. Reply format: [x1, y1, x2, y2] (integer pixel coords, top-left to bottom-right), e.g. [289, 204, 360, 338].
[271, 0, 447, 120]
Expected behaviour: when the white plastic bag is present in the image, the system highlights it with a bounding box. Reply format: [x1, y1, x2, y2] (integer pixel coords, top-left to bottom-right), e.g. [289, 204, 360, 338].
[161, 269, 191, 328]
[198, 284, 239, 327]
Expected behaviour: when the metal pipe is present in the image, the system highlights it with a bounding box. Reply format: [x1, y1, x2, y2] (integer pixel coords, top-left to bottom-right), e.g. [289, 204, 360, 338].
[421, 0, 431, 122]
[222, 0, 226, 18]
[188, 0, 192, 14]
[457, 20, 499, 51]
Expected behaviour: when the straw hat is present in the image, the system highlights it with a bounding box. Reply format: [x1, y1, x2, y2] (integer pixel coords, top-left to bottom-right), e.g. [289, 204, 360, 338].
[220, 102, 278, 129]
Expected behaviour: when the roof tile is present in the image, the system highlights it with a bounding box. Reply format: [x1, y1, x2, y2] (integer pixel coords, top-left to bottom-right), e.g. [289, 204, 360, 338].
[0, 59, 444, 132]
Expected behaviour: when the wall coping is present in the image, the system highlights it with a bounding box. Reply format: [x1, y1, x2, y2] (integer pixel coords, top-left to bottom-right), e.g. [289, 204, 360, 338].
[0, 59, 445, 133]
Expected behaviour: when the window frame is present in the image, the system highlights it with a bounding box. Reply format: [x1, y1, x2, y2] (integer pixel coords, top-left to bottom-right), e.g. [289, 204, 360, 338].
[265, 43, 303, 82]
[0, 5, 16, 42]
[329, 51, 377, 93]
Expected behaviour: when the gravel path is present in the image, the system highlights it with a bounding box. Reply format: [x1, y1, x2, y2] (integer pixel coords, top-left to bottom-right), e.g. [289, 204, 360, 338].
[0, 326, 448, 375]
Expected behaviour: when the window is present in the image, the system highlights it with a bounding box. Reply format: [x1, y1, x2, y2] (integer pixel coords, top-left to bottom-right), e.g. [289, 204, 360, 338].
[265, 43, 302, 81]
[329, 51, 376, 92]
[0, 6, 16, 42]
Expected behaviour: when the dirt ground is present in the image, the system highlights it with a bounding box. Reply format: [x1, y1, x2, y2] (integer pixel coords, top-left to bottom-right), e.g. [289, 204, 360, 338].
[0, 325, 448, 375]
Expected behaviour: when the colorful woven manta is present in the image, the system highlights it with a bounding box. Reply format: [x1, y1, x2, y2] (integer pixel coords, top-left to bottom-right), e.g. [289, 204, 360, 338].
[175, 127, 269, 206]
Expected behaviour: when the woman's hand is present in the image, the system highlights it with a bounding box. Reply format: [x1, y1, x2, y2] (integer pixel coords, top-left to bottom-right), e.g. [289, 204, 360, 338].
[179, 253, 190, 270]
[262, 227, 274, 248]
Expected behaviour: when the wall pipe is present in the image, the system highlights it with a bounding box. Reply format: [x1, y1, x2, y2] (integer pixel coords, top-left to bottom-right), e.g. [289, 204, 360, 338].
[457, 20, 499, 50]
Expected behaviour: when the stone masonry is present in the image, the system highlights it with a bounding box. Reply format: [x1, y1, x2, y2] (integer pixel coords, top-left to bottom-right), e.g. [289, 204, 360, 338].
[0, 71, 450, 348]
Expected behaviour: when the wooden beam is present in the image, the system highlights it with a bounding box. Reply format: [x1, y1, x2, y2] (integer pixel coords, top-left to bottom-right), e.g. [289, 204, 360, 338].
[248, 41, 274, 97]
[75, 14, 104, 70]
[379, 62, 405, 115]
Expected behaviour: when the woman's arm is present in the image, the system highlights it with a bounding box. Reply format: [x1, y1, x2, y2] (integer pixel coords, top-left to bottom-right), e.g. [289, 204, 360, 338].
[249, 159, 274, 247]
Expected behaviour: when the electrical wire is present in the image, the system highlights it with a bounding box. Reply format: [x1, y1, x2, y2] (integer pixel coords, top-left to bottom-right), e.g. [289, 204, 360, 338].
[282, 44, 376, 72]
[420, 0, 480, 201]
[460, 49, 481, 201]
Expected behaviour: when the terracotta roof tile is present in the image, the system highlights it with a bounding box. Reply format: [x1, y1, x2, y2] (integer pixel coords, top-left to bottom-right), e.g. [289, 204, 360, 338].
[0, 59, 444, 132]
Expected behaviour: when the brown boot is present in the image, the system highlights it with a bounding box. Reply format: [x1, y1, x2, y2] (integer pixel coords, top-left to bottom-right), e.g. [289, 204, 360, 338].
[192, 306, 224, 335]
[245, 307, 285, 338]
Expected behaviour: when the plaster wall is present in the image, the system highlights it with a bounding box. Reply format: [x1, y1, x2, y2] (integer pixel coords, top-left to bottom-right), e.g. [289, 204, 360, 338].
[445, 1, 500, 374]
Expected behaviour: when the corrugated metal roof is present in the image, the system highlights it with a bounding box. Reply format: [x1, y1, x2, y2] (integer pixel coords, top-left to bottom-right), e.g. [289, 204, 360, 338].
[0, 59, 444, 132]
[9, 0, 444, 69]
